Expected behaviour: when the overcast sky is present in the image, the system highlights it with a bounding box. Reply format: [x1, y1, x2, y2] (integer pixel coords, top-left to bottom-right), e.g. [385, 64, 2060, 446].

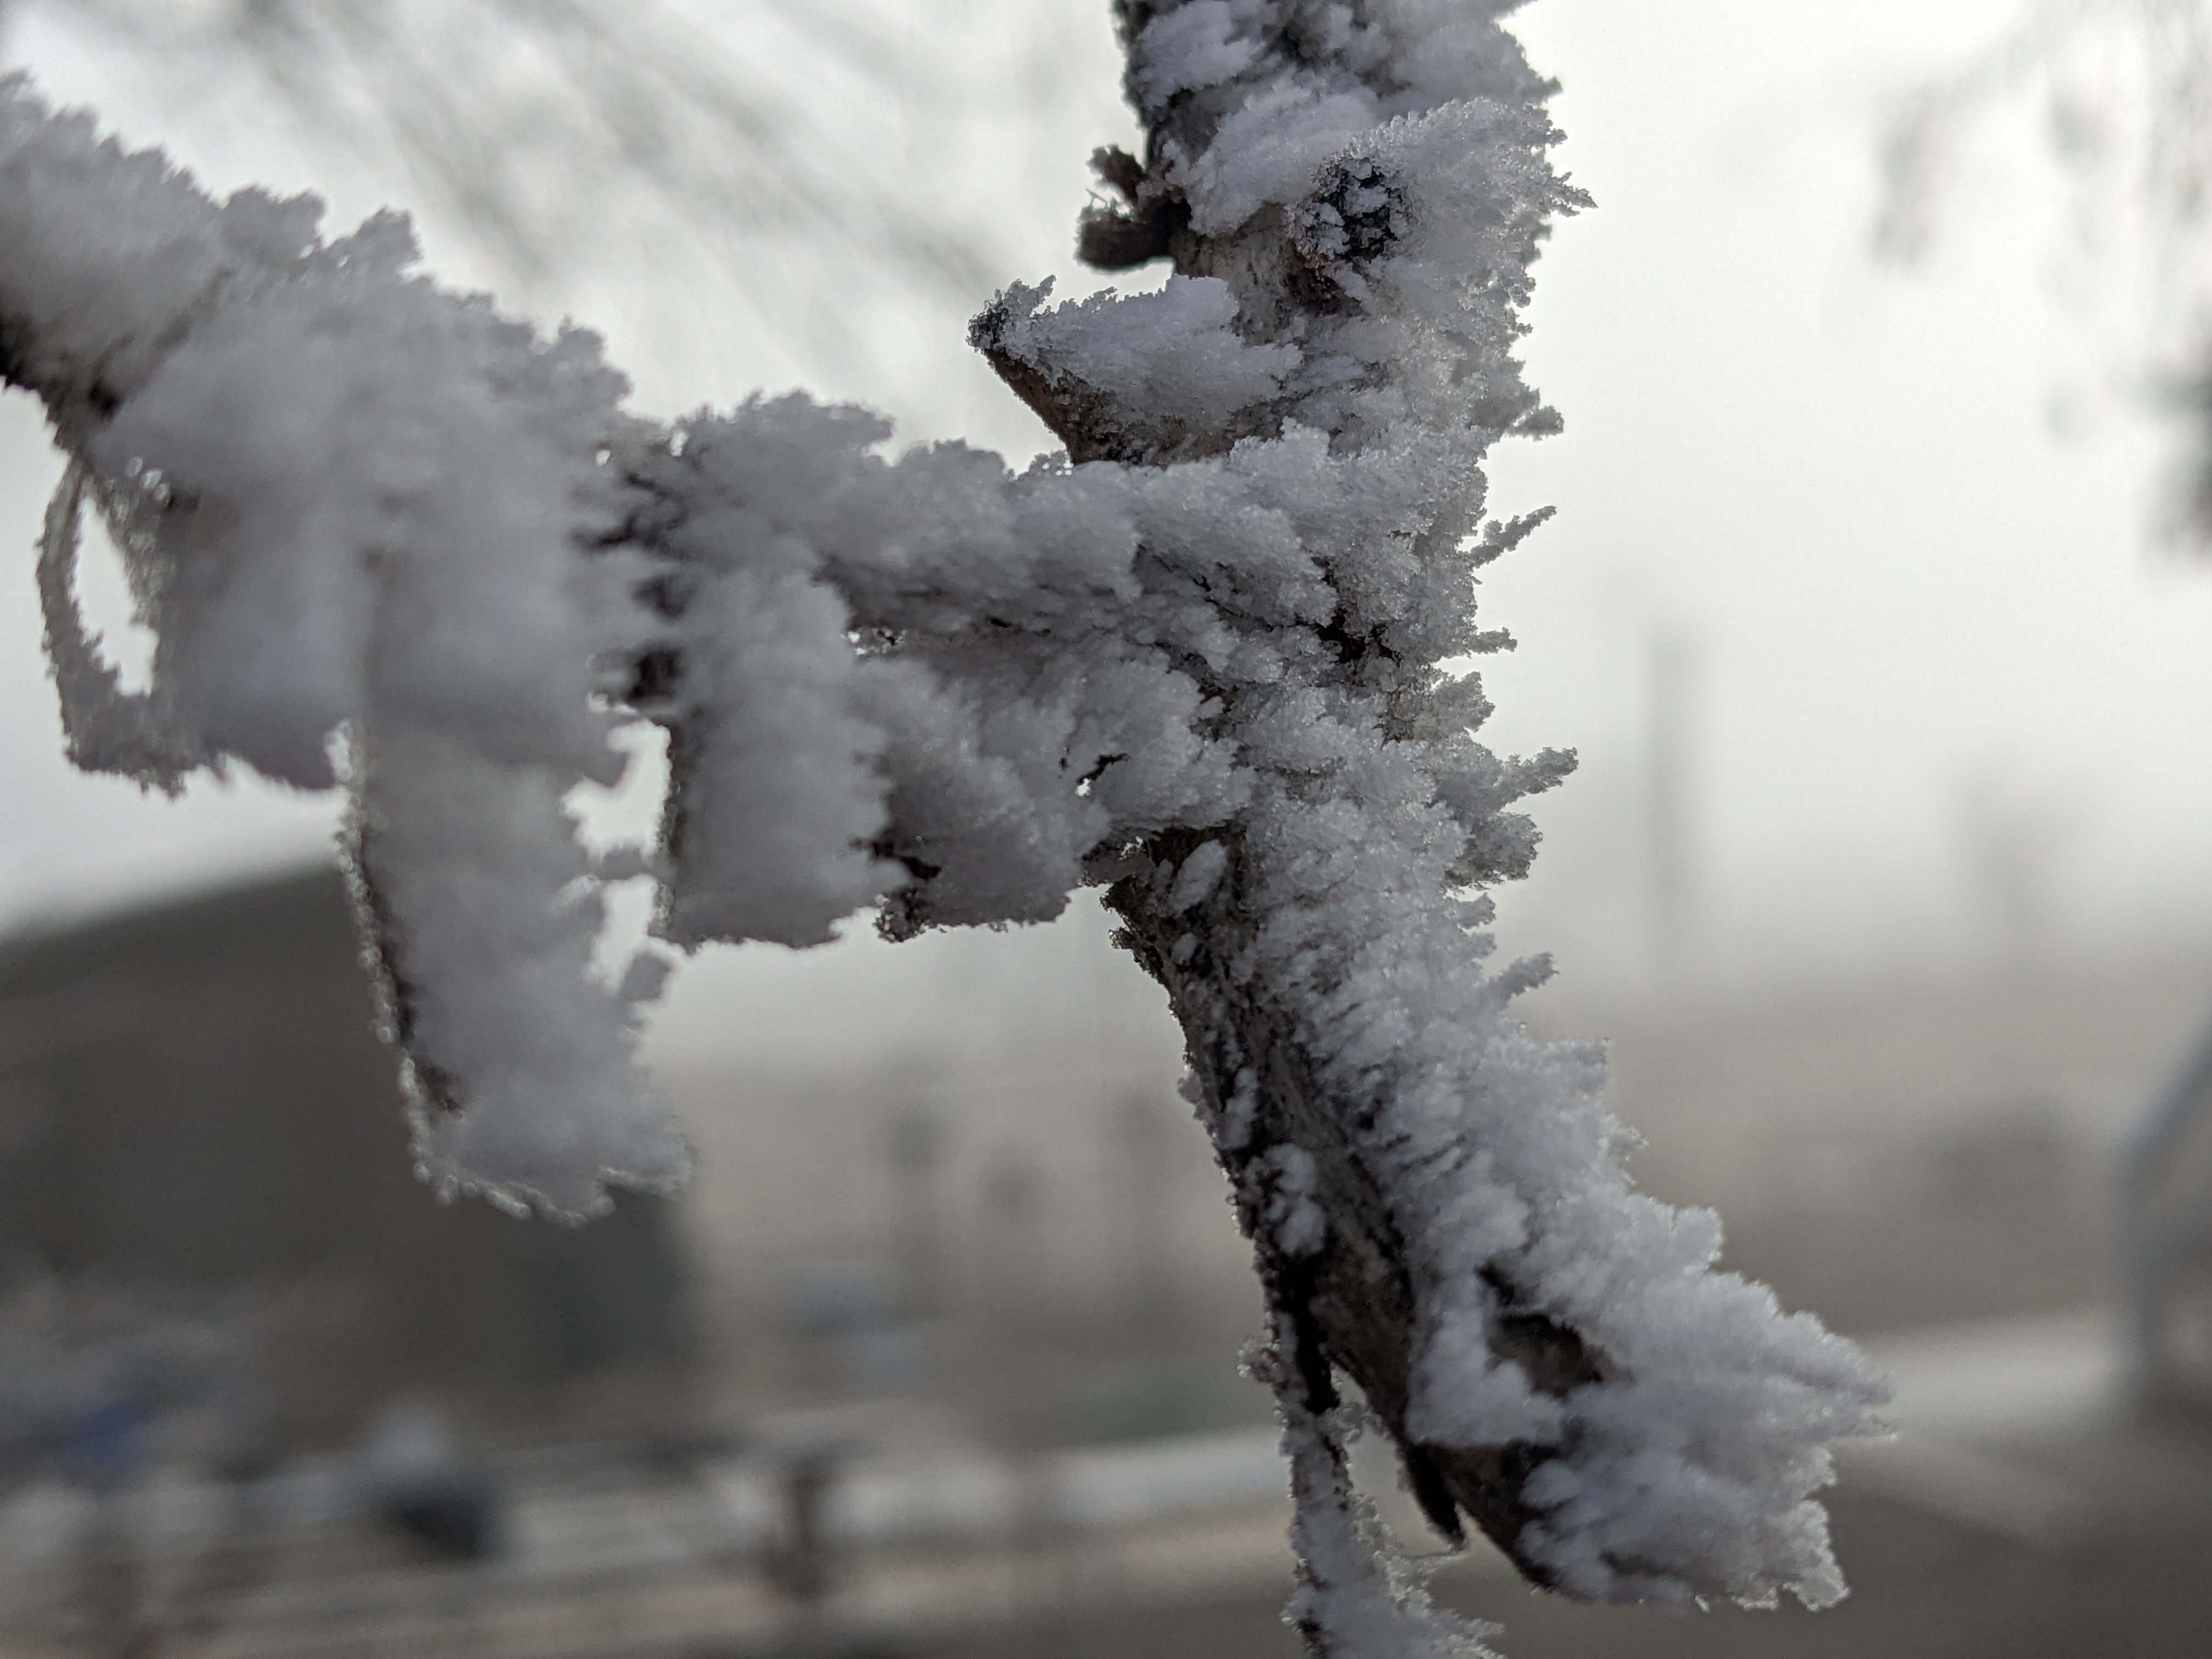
[2, 0, 2208, 1073]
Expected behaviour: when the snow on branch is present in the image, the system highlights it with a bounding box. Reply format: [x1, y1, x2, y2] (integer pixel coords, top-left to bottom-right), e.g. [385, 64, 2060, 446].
[0, 3, 1887, 1650]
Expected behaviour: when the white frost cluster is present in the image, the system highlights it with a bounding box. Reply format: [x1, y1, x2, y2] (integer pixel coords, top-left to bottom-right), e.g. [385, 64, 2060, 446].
[3, 77, 680, 1217]
[1284, 1403, 1505, 1659]
[0, 0, 1887, 1641]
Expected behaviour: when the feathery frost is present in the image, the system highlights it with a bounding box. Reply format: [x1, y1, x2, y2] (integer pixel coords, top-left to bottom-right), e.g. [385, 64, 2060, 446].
[0, 4, 1886, 1647]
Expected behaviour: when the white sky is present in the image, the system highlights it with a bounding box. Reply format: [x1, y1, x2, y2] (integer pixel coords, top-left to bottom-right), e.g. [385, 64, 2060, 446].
[2, 0, 2209, 1072]
[1484, 0, 2212, 991]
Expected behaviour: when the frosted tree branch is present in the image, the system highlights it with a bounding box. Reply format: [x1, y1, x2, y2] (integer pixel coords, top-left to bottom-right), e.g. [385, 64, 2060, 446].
[0, 3, 1887, 1651]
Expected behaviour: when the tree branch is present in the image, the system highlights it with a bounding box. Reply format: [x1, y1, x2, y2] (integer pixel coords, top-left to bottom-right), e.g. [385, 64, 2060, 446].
[0, 12, 1888, 1650]
[1105, 829, 1602, 1583]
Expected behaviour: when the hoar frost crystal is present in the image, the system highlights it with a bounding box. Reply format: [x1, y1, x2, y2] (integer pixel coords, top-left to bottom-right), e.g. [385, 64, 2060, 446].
[0, 2, 1887, 1652]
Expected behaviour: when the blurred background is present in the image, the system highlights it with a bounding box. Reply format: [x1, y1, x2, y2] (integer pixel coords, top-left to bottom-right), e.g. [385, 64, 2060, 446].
[8, 1, 2212, 1655]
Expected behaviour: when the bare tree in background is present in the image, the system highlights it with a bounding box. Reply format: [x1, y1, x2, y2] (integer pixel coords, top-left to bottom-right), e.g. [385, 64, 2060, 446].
[1878, 0, 2212, 539]
[0, 0, 1011, 356]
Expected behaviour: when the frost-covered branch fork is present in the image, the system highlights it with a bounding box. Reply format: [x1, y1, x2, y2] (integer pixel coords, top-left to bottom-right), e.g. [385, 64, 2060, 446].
[0, 3, 1883, 1651]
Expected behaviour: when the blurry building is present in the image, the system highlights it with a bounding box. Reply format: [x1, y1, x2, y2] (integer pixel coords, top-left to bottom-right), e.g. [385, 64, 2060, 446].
[0, 865, 696, 1444]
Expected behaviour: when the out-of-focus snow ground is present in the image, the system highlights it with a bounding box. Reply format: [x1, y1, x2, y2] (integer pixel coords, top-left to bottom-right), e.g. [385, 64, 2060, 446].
[4, 866, 2212, 1657]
